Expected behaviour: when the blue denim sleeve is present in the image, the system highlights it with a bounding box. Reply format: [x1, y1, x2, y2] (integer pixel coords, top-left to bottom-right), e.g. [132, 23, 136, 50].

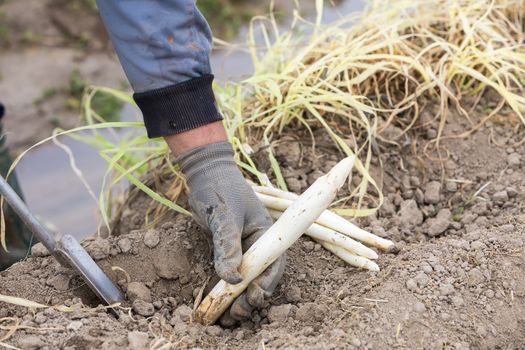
[96, 0, 222, 138]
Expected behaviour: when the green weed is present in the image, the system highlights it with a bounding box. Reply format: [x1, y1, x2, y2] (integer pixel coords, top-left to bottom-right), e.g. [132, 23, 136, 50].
[199, 0, 258, 39]
[68, 70, 123, 121]
[20, 30, 41, 46]
[33, 88, 58, 106]
[452, 207, 464, 222]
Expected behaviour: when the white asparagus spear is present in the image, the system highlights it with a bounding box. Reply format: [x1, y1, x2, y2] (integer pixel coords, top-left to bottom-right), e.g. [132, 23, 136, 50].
[195, 156, 356, 325]
[253, 185, 297, 201]
[249, 182, 382, 258]
[266, 209, 378, 260]
[254, 191, 393, 251]
[318, 240, 380, 272]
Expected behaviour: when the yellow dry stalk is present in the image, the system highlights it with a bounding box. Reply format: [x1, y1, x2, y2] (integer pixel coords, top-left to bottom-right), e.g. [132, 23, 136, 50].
[0, 293, 71, 312]
[0, 294, 127, 349]
[0, 316, 64, 349]
[225, 0, 524, 216]
[0, 317, 20, 349]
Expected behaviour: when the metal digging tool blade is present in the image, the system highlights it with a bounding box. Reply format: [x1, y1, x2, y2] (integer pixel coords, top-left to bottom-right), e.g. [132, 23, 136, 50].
[0, 175, 124, 306]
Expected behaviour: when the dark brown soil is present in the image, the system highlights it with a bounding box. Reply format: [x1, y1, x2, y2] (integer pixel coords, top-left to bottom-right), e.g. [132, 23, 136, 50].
[1, 100, 525, 349]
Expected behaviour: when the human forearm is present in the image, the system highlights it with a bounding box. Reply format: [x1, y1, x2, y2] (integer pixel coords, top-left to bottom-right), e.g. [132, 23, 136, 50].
[95, 1, 285, 324]
[95, 0, 221, 138]
[164, 121, 227, 156]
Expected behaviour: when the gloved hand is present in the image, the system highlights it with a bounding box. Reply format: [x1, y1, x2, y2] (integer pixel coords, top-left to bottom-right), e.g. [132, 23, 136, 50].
[177, 141, 286, 324]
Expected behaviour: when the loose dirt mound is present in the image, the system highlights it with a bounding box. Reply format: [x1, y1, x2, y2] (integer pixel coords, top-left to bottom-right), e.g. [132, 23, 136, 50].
[1, 107, 525, 349]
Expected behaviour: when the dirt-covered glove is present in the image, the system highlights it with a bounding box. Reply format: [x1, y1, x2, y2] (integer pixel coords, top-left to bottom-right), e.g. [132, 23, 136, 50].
[177, 141, 286, 323]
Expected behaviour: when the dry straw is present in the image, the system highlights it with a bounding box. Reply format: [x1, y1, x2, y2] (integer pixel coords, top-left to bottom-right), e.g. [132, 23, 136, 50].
[224, 0, 525, 215]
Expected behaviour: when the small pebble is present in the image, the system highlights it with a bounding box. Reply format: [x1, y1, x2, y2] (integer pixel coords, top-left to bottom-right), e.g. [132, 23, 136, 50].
[506, 187, 519, 198]
[467, 268, 485, 286]
[451, 296, 464, 306]
[118, 238, 132, 253]
[17, 336, 44, 350]
[470, 241, 485, 250]
[445, 181, 458, 192]
[31, 243, 50, 257]
[439, 283, 455, 296]
[86, 238, 110, 260]
[507, 153, 521, 169]
[414, 272, 430, 288]
[422, 264, 433, 274]
[127, 282, 152, 303]
[285, 285, 302, 303]
[128, 331, 149, 350]
[303, 241, 314, 252]
[132, 300, 155, 317]
[413, 301, 426, 313]
[206, 325, 223, 336]
[143, 230, 160, 248]
[173, 305, 192, 322]
[440, 312, 451, 321]
[424, 181, 441, 204]
[268, 304, 296, 323]
[406, 279, 418, 292]
[351, 338, 362, 347]
[34, 313, 47, 324]
[67, 320, 83, 332]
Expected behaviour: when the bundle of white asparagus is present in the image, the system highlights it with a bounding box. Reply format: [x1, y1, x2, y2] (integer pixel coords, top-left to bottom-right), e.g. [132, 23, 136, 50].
[252, 185, 394, 272]
[195, 156, 394, 325]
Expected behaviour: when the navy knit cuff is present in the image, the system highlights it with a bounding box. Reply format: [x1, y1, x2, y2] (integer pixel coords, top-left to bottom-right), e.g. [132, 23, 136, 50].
[133, 75, 223, 138]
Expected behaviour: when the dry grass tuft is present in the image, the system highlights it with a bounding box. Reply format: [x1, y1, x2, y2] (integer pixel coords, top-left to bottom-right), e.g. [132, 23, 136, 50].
[220, 0, 525, 216]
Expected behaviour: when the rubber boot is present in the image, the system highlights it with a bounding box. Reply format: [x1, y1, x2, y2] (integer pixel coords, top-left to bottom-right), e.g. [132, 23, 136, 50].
[0, 102, 36, 270]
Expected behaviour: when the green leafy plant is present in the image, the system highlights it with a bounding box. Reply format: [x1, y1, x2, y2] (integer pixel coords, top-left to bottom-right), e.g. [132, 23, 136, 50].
[199, 0, 258, 39]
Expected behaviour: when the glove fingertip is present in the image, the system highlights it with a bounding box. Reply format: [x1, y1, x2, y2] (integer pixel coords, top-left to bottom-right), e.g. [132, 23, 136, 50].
[246, 284, 265, 308]
[215, 263, 243, 284]
[230, 294, 253, 321]
[219, 310, 237, 327]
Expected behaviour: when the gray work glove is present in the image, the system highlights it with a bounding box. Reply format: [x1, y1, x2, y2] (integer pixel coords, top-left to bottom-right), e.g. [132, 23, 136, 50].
[177, 142, 286, 324]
